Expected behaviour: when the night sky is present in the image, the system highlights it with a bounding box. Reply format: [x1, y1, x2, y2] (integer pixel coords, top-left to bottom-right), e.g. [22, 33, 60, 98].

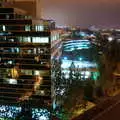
[41, 0, 120, 28]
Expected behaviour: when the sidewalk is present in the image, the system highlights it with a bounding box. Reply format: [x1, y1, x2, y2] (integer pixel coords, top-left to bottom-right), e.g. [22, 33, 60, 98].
[70, 86, 120, 120]
[109, 88, 120, 97]
[106, 85, 120, 97]
[71, 88, 120, 120]
[71, 101, 96, 119]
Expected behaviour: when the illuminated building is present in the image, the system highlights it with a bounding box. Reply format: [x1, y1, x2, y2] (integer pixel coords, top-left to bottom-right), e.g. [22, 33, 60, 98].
[0, 6, 53, 119]
[51, 29, 63, 61]
[61, 39, 98, 83]
[0, 1, 63, 119]
[51, 29, 63, 110]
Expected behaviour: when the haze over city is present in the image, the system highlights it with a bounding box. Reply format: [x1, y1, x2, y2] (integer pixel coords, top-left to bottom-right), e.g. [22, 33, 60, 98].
[41, 0, 120, 27]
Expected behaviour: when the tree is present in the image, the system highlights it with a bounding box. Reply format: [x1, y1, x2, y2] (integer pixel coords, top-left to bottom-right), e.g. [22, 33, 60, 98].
[95, 35, 120, 96]
[63, 80, 84, 114]
[69, 61, 76, 84]
[84, 82, 94, 102]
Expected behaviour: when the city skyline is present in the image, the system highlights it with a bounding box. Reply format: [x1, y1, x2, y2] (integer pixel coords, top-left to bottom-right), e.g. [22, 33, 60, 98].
[41, 0, 120, 28]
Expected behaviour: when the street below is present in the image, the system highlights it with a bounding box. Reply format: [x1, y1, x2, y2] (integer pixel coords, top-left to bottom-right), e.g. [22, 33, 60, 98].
[92, 94, 120, 120]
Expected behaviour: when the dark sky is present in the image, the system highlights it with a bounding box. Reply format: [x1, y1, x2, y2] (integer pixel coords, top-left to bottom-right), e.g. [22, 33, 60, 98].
[41, 0, 120, 28]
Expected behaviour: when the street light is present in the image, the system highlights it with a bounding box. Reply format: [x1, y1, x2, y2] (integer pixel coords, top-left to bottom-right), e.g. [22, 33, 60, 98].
[108, 36, 114, 42]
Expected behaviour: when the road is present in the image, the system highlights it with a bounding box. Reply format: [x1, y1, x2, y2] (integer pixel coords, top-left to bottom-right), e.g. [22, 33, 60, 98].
[92, 94, 120, 120]
[72, 93, 120, 120]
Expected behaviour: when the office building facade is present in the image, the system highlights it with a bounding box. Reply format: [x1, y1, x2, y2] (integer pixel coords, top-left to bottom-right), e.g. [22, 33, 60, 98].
[0, 7, 52, 119]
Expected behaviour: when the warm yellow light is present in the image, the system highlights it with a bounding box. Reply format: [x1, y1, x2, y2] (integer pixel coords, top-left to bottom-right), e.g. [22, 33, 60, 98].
[11, 67, 19, 79]
[34, 75, 43, 91]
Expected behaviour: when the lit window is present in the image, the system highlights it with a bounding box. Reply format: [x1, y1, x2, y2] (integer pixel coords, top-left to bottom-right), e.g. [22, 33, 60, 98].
[35, 25, 44, 31]
[32, 37, 49, 43]
[7, 78, 17, 85]
[25, 25, 31, 31]
[53, 36, 55, 41]
[57, 34, 59, 40]
[3, 25, 6, 31]
[21, 70, 32, 75]
[18, 37, 23, 42]
[33, 48, 37, 54]
[23, 37, 31, 42]
[34, 70, 40, 75]
[8, 60, 13, 64]
[54, 35, 57, 40]
[9, 39, 14, 42]
[35, 26, 38, 31]
[11, 67, 19, 79]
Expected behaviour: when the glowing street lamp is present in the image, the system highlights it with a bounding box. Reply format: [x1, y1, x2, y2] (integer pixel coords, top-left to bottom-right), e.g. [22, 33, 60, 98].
[108, 36, 114, 42]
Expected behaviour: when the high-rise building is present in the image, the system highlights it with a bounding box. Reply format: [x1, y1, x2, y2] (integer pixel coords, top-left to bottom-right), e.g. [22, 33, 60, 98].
[0, 7, 52, 119]
[0, 1, 63, 119]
